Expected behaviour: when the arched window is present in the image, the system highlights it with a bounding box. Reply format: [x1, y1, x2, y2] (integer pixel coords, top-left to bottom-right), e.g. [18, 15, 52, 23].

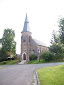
[23, 36, 25, 43]
[33, 49, 35, 54]
[29, 36, 30, 43]
[38, 49, 40, 56]
[42, 48, 43, 52]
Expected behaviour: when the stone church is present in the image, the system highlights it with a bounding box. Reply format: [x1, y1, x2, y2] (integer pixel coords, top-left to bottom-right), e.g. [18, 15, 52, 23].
[21, 13, 48, 62]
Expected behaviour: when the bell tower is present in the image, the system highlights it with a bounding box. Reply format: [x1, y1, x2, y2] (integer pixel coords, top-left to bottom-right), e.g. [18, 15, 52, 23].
[21, 13, 32, 62]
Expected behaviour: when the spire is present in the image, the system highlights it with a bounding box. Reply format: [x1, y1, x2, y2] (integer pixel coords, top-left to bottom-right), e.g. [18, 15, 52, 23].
[22, 13, 31, 33]
[25, 13, 28, 22]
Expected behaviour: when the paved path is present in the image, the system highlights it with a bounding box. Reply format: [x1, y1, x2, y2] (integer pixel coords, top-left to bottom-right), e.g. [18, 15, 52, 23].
[18, 60, 26, 64]
[0, 62, 64, 85]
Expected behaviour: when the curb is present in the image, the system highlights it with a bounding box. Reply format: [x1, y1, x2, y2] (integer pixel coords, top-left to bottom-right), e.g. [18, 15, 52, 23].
[34, 71, 40, 85]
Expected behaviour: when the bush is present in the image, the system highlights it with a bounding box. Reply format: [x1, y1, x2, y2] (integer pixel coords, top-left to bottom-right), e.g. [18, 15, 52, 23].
[29, 54, 37, 61]
[0, 49, 8, 62]
[41, 51, 54, 61]
[1, 61, 7, 64]
[55, 53, 64, 60]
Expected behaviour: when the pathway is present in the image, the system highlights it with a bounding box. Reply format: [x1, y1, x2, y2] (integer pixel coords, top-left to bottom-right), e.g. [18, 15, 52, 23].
[0, 62, 64, 85]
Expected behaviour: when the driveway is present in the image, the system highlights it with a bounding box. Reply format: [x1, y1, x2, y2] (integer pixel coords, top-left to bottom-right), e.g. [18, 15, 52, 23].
[0, 62, 64, 85]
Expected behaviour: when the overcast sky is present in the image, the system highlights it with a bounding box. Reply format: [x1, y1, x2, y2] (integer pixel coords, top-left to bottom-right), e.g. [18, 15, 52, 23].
[0, 0, 64, 54]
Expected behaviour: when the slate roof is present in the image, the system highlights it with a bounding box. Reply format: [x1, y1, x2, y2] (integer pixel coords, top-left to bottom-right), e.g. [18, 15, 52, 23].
[33, 39, 47, 47]
[22, 13, 31, 33]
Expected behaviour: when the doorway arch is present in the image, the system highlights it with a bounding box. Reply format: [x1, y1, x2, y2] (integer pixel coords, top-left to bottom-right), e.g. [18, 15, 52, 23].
[23, 53, 26, 60]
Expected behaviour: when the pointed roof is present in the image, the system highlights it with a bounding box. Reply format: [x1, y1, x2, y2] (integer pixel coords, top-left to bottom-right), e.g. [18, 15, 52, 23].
[22, 13, 31, 33]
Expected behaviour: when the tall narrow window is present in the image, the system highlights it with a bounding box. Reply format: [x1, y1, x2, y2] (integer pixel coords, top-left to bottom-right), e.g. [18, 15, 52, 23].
[23, 36, 25, 43]
[29, 36, 30, 43]
[33, 49, 35, 54]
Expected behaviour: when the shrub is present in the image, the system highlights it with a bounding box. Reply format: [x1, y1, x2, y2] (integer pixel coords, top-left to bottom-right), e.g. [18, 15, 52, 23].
[29, 54, 37, 61]
[1, 61, 7, 64]
[41, 51, 54, 61]
[0, 49, 8, 62]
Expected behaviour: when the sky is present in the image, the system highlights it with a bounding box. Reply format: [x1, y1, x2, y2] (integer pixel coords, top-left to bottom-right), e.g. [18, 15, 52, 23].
[0, 0, 64, 54]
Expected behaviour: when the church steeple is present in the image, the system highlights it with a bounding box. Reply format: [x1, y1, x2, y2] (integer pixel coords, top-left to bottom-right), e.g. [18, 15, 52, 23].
[22, 13, 31, 33]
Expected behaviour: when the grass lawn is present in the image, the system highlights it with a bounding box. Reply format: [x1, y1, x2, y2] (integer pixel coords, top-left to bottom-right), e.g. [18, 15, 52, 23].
[27, 59, 64, 64]
[0, 60, 19, 65]
[27, 58, 64, 64]
[37, 64, 64, 85]
[27, 59, 45, 64]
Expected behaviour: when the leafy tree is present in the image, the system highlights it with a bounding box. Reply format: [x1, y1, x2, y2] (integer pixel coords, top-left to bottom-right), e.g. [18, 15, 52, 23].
[50, 29, 62, 54]
[0, 49, 8, 61]
[2, 28, 16, 57]
[0, 39, 2, 43]
[49, 44, 62, 54]
[49, 30, 62, 60]
[49, 18, 64, 60]
[0, 39, 2, 50]
[59, 18, 64, 44]
[51, 30, 60, 44]
[41, 51, 54, 61]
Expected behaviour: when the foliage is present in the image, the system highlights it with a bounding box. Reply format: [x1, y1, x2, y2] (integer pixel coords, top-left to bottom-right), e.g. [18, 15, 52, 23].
[2, 28, 16, 56]
[37, 64, 64, 85]
[49, 44, 64, 60]
[50, 30, 59, 44]
[0, 60, 19, 65]
[59, 18, 64, 44]
[49, 18, 64, 60]
[29, 54, 37, 61]
[0, 39, 2, 43]
[0, 49, 8, 61]
[41, 51, 54, 61]
[27, 58, 63, 64]
[49, 18, 64, 61]
[49, 44, 62, 54]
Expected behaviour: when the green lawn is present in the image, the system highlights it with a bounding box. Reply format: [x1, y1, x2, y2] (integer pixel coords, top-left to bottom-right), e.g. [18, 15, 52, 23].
[37, 64, 64, 85]
[27, 59, 64, 64]
[27, 59, 45, 64]
[0, 60, 19, 65]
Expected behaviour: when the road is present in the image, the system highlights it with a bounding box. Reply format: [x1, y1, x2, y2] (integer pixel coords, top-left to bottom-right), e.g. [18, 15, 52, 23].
[0, 62, 64, 85]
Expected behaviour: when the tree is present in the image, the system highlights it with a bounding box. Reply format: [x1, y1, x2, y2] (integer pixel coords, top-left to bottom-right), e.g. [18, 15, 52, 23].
[0, 49, 8, 61]
[0, 39, 2, 50]
[50, 30, 60, 44]
[59, 18, 64, 44]
[41, 51, 54, 61]
[49, 44, 62, 54]
[49, 18, 64, 60]
[49, 30, 62, 59]
[2, 28, 16, 57]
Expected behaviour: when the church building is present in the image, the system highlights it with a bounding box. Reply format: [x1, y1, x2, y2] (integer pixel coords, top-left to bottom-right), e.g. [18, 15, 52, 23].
[21, 14, 48, 62]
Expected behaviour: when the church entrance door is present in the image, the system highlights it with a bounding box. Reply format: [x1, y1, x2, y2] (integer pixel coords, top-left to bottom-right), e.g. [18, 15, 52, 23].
[23, 54, 26, 60]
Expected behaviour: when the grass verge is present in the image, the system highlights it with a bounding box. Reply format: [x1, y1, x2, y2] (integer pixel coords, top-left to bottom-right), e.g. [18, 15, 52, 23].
[37, 64, 64, 85]
[0, 60, 19, 65]
[27, 59, 45, 64]
[27, 59, 64, 64]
